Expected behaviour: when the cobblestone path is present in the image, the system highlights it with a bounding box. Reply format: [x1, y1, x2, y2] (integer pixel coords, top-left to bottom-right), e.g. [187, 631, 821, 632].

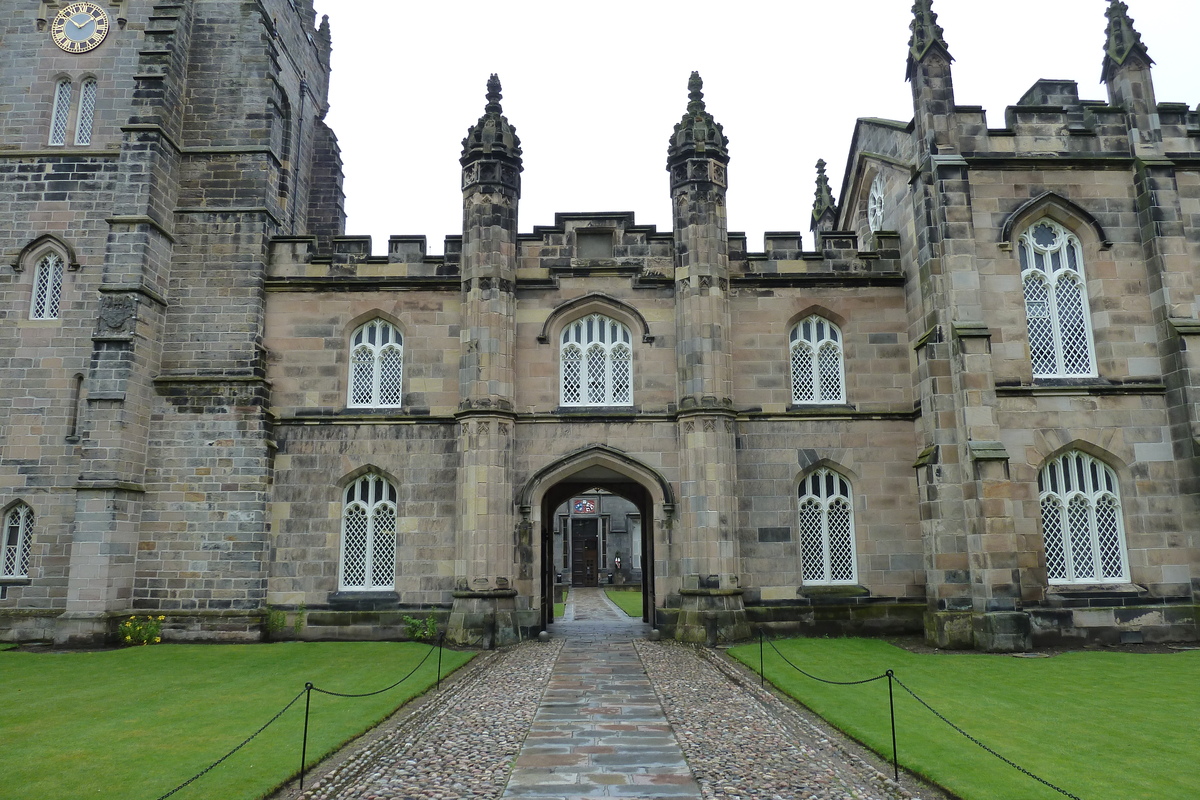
[292, 588, 943, 800]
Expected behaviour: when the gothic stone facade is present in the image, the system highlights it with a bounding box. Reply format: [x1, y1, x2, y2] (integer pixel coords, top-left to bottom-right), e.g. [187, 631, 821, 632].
[2, 0, 1198, 652]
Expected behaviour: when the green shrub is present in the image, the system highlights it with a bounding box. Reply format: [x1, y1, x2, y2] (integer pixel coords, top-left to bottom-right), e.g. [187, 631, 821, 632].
[402, 615, 438, 641]
[117, 615, 164, 646]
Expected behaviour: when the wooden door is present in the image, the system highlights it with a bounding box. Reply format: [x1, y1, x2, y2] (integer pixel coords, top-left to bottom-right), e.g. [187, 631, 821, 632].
[570, 518, 599, 586]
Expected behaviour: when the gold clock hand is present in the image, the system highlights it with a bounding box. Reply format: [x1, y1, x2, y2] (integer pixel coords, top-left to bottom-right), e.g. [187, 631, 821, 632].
[71, 17, 89, 28]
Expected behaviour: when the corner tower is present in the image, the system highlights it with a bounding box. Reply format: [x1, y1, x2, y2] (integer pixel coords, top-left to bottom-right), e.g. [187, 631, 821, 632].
[666, 73, 749, 643]
[447, 76, 530, 647]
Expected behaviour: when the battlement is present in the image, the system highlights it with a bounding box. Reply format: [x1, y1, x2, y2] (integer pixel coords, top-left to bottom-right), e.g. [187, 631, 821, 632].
[268, 219, 902, 286]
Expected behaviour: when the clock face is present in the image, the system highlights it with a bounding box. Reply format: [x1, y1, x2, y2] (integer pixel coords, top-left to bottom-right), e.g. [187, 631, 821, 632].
[51, 2, 111, 54]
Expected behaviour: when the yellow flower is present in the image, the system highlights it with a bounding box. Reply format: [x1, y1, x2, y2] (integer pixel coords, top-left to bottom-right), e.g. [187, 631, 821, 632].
[158, 616, 165, 621]
[124, 636, 132, 642]
[154, 637, 161, 643]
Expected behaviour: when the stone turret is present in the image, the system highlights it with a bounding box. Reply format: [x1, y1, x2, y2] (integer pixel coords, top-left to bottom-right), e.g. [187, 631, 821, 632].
[1101, 0, 1160, 153]
[906, 0, 956, 157]
[666, 73, 748, 645]
[810, 159, 837, 233]
[447, 76, 530, 648]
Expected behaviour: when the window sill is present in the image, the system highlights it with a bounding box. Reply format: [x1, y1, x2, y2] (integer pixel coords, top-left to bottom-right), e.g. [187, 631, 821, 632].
[553, 406, 637, 416]
[327, 591, 400, 611]
[785, 403, 855, 414]
[995, 380, 1165, 397]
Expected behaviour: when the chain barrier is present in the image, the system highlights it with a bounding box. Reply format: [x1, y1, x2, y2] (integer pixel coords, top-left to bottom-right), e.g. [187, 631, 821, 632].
[889, 674, 1083, 800]
[151, 688, 307, 800]
[763, 635, 888, 685]
[299, 634, 445, 789]
[757, 631, 1084, 799]
[149, 635, 447, 798]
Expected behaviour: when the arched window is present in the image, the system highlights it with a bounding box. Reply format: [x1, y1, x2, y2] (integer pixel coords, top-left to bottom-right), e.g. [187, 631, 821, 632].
[790, 315, 845, 404]
[348, 320, 403, 408]
[30, 253, 65, 320]
[2, 504, 34, 579]
[867, 174, 885, 233]
[75, 78, 97, 145]
[1019, 220, 1096, 378]
[340, 474, 397, 591]
[560, 313, 633, 407]
[49, 78, 72, 146]
[1038, 451, 1129, 584]
[798, 468, 856, 584]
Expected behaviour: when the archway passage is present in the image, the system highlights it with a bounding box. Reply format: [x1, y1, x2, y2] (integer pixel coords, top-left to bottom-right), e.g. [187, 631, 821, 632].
[539, 468, 655, 627]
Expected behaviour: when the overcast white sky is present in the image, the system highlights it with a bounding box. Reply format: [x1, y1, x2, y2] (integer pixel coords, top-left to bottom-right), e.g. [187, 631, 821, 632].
[308, 1, 1200, 255]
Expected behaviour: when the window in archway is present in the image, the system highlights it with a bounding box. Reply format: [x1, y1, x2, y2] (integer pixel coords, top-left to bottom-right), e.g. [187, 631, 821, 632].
[798, 468, 856, 584]
[790, 315, 845, 404]
[340, 474, 397, 591]
[3, 504, 34, 578]
[560, 313, 633, 407]
[348, 319, 403, 407]
[1019, 219, 1096, 378]
[1038, 451, 1128, 584]
[30, 253, 65, 320]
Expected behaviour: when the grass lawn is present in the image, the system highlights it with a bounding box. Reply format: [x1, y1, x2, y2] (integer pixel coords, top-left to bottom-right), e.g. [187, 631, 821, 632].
[605, 589, 643, 617]
[554, 602, 565, 618]
[0, 641, 473, 800]
[728, 637, 1199, 800]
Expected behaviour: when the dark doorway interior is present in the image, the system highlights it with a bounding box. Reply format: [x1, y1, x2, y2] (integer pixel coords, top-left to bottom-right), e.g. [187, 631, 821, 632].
[540, 475, 654, 628]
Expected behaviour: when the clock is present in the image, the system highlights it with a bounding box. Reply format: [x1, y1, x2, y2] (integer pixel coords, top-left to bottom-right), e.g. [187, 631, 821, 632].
[51, 2, 111, 54]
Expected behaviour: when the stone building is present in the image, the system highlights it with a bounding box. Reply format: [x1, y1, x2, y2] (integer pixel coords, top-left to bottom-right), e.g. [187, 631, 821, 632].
[1, 0, 1197, 651]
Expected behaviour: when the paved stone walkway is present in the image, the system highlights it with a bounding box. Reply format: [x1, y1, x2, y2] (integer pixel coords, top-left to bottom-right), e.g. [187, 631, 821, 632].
[502, 588, 700, 798]
[292, 588, 943, 800]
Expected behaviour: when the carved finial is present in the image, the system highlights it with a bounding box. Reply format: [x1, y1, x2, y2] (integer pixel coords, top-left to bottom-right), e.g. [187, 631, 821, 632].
[461, 74, 522, 164]
[906, 0, 953, 80]
[1102, 0, 1153, 81]
[486, 74, 503, 114]
[811, 160, 837, 232]
[687, 71, 705, 114]
[812, 160, 835, 218]
[667, 72, 729, 168]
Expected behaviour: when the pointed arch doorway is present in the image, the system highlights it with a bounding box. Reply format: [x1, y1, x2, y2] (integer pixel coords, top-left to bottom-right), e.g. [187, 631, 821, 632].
[520, 446, 673, 628]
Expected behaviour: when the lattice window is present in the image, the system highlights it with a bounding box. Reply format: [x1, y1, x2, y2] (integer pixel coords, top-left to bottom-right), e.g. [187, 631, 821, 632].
[1019, 220, 1096, 378]
[30, 254, 64, 320]
[1038, 451, 1128, 584]
[560, 313, 634, 407]
[798, 468, 857, 585]
[347, 320, 404, 408]
[790, 316, 845, 404]
[75, 78, 97, 145]
[2, 504, 33, 579]
[50, 78, 72, 146]
[340, 474, 397, 591]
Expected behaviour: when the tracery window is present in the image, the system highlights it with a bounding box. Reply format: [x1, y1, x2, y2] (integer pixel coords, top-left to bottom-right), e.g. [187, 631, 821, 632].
[867, 174, 885, 233]
[340, 474, 397, 591]
[348, 320, 403, 408]
[790, 316, 845, 404]
[30, 253, 65, 320]
[75, 78, 97, 145]
[560, 313, 633, 407]
[49, 78, 72, 146]
[1019, 220, 1096, 378]
[2, 504, 34, 579]
[1038, 451, 1129, 584]
[798, 468, 856, 584]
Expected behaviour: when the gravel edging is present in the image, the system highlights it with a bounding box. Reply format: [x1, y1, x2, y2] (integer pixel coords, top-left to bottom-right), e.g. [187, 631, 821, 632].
[268, 639, 564, 800]
[635, 639, 951, 800]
